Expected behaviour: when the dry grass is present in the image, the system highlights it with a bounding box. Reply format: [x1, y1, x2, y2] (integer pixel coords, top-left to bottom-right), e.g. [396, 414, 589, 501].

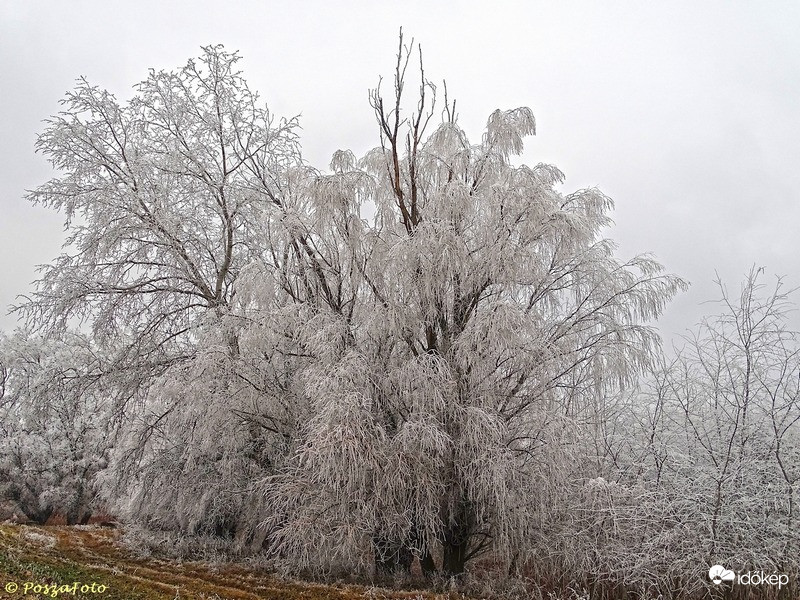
[0, 524, 466, 600]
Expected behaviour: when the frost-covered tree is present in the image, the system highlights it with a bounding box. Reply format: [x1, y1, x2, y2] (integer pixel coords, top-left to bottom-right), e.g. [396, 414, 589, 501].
[0, 331, 114, 524]
[644, 271, 800, 564]
[553, 270, 800, 598]
[18, 44, 301, 370]
[103, 313, 312, 550]
[16, 46, 305, 536]
[260, 34, 687, 577]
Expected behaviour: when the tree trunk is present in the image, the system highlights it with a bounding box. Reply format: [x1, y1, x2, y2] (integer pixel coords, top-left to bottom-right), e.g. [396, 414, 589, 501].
[373, 535, 412, 577]
[420, 549, 437, 578]
[26, 506, 53, 525]
[442, 539, 468, 575]
[65, 496, 90, 525]
[441, 498, 475, 576]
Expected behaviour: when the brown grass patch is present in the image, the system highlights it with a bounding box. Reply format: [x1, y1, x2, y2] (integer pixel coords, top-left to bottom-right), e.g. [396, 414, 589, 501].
[0, 524, 466, 600]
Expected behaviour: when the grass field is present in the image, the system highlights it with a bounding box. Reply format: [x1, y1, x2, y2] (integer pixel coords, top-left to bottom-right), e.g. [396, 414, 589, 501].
[0, 524, 461, 600]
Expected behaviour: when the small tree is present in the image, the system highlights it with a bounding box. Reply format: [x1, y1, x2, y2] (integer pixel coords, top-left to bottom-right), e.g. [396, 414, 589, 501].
[0, 330, 113, 524]
[582, 270, 800, 597]
[659, 271, 800, 564]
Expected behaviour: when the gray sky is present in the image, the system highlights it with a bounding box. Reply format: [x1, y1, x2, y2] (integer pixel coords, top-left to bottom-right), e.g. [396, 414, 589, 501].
[1, 1, 799, 343]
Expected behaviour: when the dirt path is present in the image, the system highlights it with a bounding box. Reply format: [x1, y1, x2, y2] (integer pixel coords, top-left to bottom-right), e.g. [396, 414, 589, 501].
[0, 525, 447, 600]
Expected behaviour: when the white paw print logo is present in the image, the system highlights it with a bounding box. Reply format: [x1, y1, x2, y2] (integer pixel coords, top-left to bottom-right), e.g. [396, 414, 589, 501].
[709, 565, 735, 585]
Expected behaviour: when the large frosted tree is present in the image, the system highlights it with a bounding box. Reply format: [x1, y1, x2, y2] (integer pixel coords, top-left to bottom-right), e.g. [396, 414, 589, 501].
[259, 35, 687, 576]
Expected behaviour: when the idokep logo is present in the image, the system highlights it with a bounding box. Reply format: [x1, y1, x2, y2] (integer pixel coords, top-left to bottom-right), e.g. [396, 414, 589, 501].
[708, 565, 789, 590]
[708, 565, 735, 585]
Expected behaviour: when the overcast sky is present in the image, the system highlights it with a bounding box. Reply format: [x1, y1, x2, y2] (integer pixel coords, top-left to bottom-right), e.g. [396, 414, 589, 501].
[1, 1, 798, 344]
